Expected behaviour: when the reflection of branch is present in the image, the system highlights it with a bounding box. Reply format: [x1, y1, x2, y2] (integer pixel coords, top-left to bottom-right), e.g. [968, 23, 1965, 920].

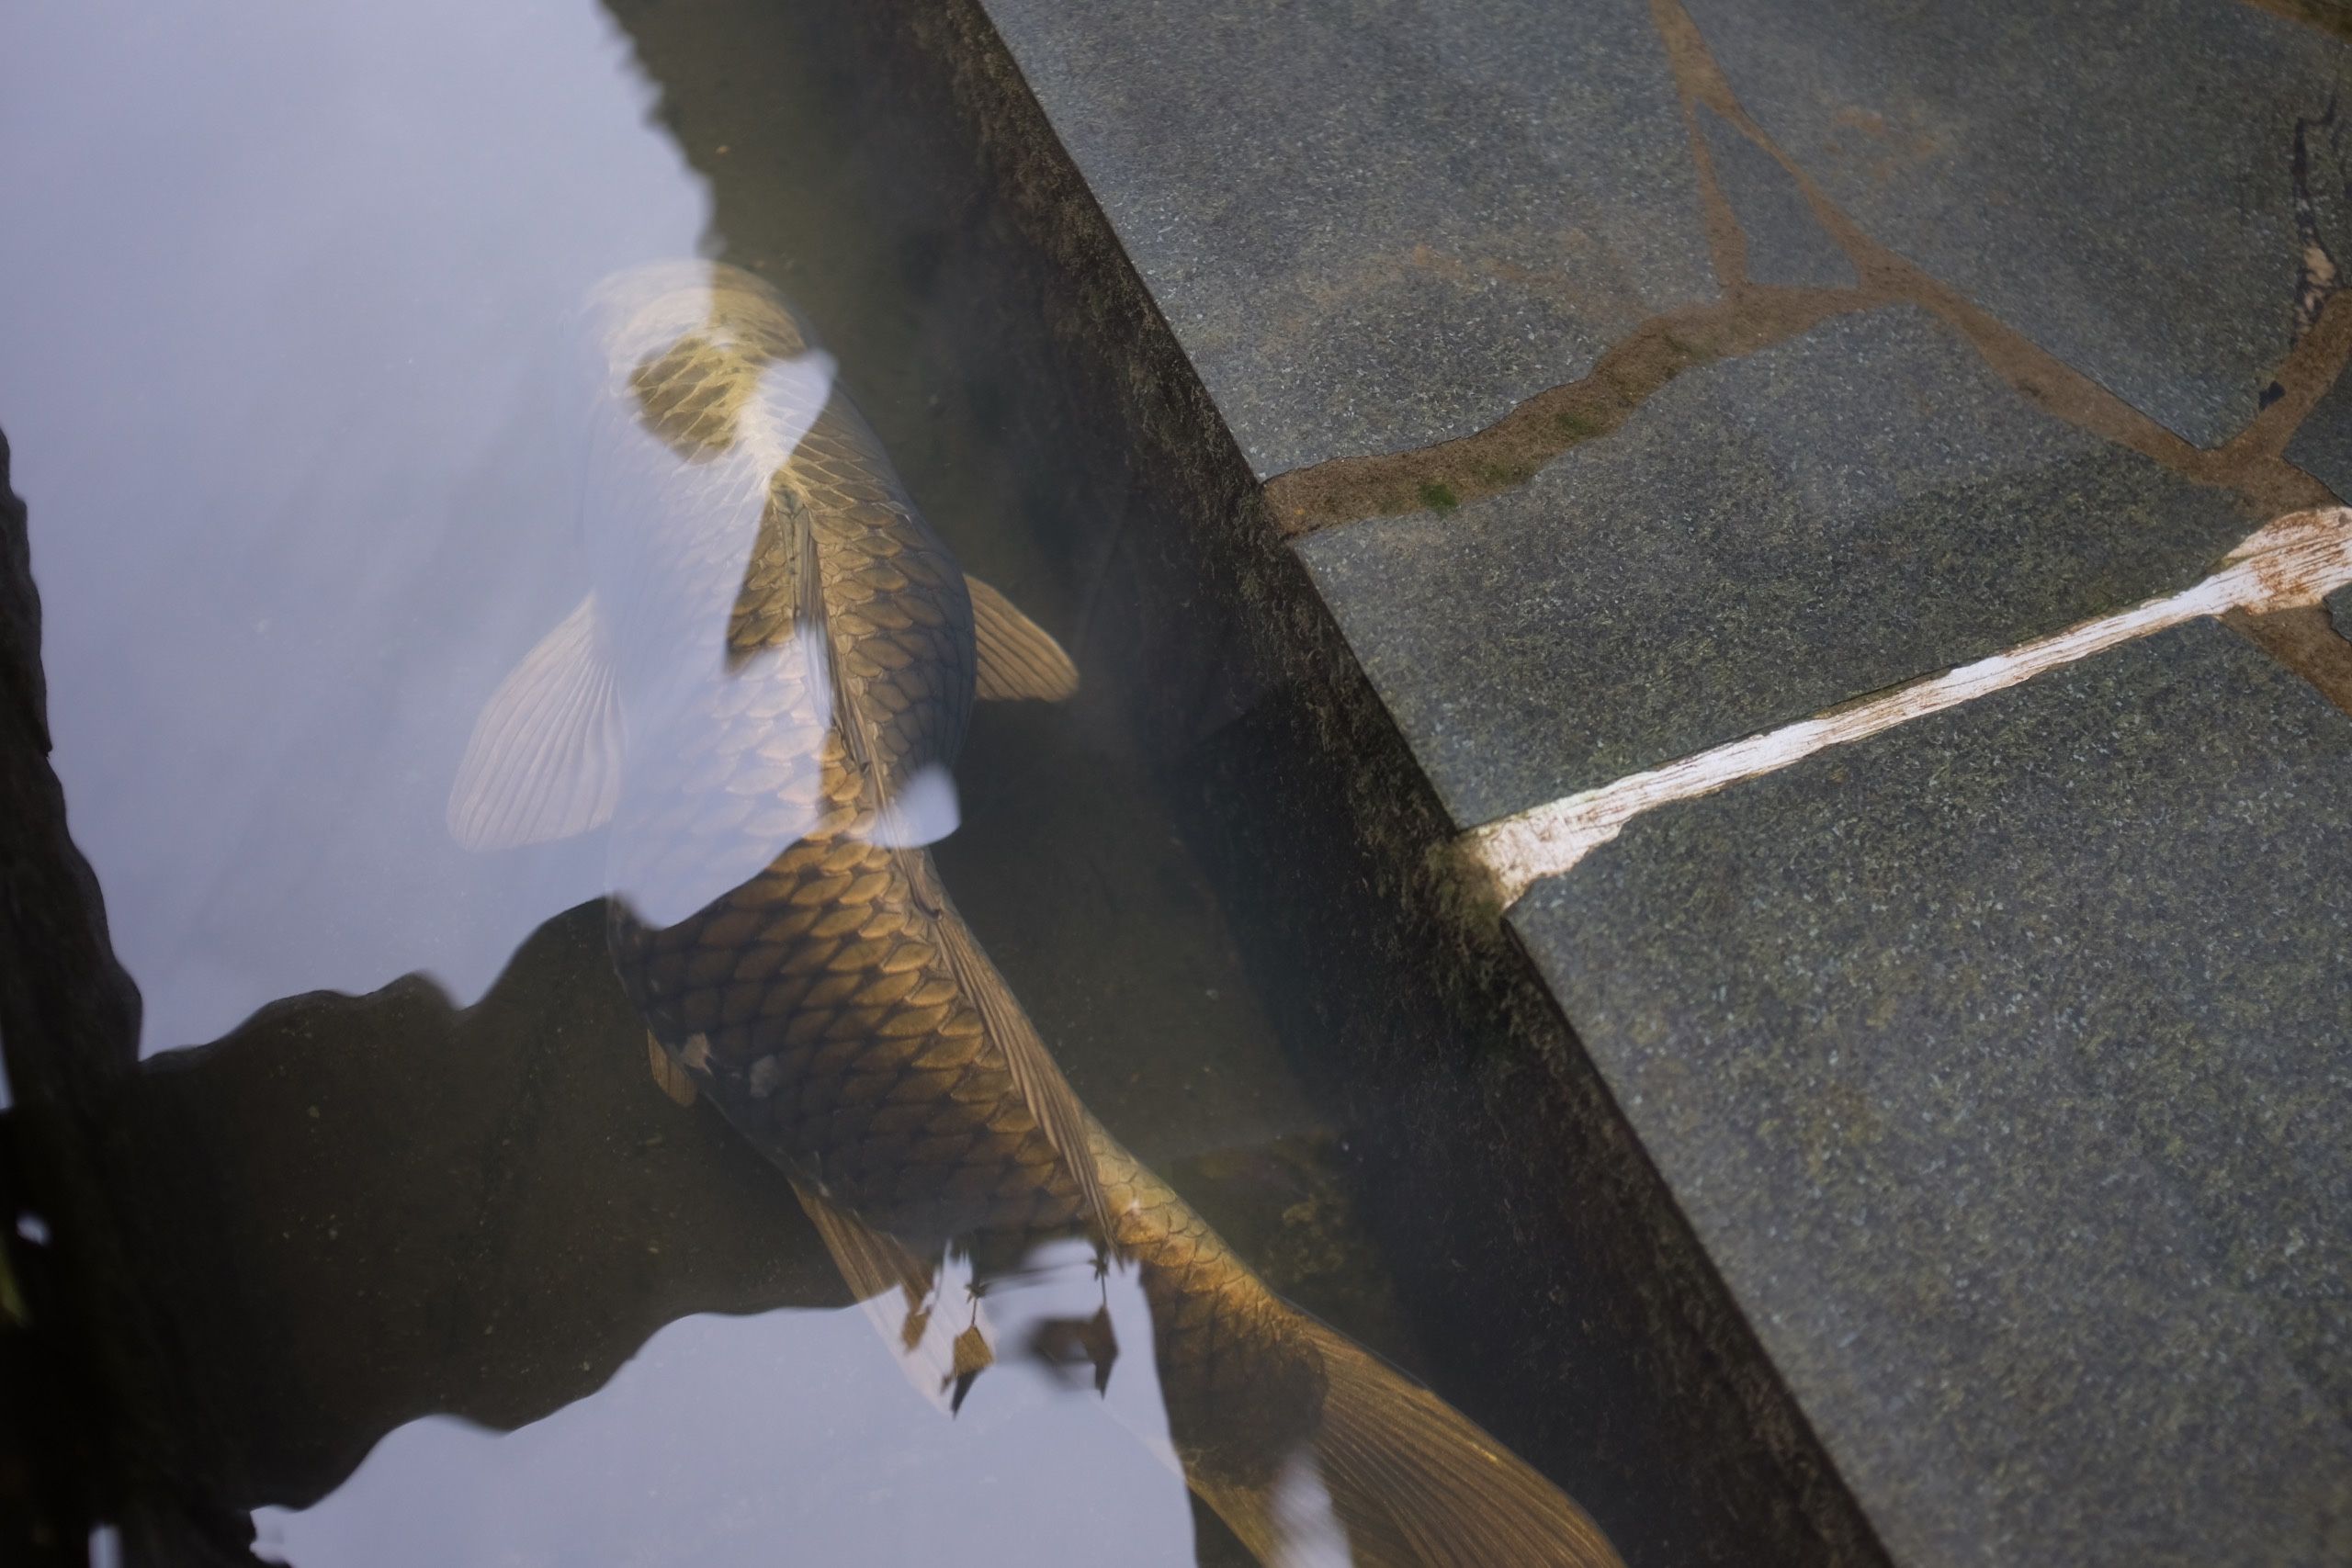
[1, 428, 279, 1562]
[117, 904, 843, 1510]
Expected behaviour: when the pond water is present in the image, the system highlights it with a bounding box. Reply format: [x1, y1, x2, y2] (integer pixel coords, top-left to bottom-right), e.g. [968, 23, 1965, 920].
[0, 3, 1654, 1565]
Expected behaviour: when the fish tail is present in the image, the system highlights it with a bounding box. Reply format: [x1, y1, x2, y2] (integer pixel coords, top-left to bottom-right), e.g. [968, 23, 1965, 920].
[1285, 1319, 1624, 1568]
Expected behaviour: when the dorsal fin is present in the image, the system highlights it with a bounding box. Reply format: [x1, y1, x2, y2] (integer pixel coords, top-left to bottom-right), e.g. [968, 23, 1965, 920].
[966, 575, 1079, 702]
[447, 592, 624, 850]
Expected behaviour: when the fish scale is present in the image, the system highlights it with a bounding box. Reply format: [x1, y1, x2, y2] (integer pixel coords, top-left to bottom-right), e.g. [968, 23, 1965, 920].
[610, 815, 1329, 1485]
[608, 313, 1336, 1478]
[465, 261, 1629, 1564]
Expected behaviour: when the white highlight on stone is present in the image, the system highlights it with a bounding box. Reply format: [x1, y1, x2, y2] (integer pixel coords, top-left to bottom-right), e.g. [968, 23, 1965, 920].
[1465, 507, 2352, 908]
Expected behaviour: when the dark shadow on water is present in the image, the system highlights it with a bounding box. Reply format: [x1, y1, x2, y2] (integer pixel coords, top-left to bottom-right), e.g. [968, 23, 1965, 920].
[113, 900, 842, 1511]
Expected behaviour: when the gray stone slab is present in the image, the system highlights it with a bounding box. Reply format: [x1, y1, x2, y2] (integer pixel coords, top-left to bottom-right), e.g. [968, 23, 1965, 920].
[2286, 363, 2352, 514]
[1680, 0, 2346, 448]
[977, 0, 1717, 479]
[1510, 620, 2352, 1568]
[1699, 105, 1855, 290]
[1297, 304, 2255, 828]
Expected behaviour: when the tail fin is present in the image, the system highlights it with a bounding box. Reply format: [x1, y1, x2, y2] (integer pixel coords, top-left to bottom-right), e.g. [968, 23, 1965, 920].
[1290, 1321, 1624, 1568]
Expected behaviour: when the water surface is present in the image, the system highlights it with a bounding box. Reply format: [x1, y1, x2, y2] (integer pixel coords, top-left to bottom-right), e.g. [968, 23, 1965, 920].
[2, 2, 1435, 1562]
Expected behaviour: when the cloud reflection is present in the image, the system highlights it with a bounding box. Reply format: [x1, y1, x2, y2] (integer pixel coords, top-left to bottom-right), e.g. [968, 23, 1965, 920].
[253, 1249, 1202, 1567]
[0, 0, 710, 1055]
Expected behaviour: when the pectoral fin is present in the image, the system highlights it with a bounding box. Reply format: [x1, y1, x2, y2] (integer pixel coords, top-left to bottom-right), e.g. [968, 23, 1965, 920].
[646, 1033, 699, 1107]
[447, 592, 625, 850]
[966, 575, 1079, 702]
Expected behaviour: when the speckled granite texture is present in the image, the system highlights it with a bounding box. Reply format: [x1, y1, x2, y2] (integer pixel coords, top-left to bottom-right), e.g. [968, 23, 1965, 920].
[1697, 105, 1855, 291]
[1679, 0, 2346, 447]
[1295, 304, 2255, 824]
[976, 0, 1717, 478]
[1513, 623, 2352, 1567]
[973, 0, 2352, 1561]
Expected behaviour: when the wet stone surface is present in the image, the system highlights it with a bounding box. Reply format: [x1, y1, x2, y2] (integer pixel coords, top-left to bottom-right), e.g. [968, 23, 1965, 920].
[2289, 367, 2352, 515]
[1680, 0, 2343, 448]
[1697, 105, 1855, 290]
[1295, 304, 2255, 827]
[975, 0, 2352, 1560]
[977, 0, 1717, 479]
[1511, 621, 2352, 1568]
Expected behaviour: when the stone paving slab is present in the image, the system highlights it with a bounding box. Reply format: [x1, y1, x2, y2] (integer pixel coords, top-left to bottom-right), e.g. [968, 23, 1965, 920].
[1296, 304, 2254, 826]
[1511, 621, 2352, 1566]
[1696, 105, 1854, 291]
[1681, 0, 2346, 448]
[978, 0, 1717, 479]
[968, 0, 2352, 1560]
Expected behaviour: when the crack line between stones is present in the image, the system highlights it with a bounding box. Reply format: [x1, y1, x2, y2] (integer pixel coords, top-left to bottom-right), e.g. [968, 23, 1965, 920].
[1273, 3, 2352, 537]
[1645, 0, 2352, 722]
[1265, 287, 1868, 532]
[1460, 507, 2352, 909]
[2238, 0, 2352, 45]
[1278, 0, 2352, 716]
[1645, 0, 2351, 513]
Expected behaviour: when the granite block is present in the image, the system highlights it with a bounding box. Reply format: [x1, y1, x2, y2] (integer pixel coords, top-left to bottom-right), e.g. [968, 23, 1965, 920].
[2285, 356, 2352, 509]
[1298, 304, 2255, 827]
[1700, 105, 1855, 290]
[977, 0, 1718, 478]
[1680, 0, 2347, 446]
[1511, 621, 2352, 1566]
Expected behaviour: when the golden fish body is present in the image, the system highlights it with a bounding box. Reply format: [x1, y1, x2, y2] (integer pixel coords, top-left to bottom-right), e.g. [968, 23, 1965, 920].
[453, 262, 1622, 1567]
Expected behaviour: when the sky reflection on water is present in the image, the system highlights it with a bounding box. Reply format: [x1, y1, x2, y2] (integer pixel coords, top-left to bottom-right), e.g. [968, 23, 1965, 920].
[0, 0, 708, 1055]
[253, 1250, 1203, 1568]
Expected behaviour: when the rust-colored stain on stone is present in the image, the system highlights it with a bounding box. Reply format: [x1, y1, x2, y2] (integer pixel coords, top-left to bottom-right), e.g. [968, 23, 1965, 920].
[2240, 0, 2352, 46]
[1268, 0, 2352, 718]
[1265, 287, 1862, 532]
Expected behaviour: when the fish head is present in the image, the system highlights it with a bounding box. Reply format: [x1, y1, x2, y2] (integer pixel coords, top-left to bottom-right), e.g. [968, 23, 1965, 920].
[571, 260, 836, 625]
[582, 261, 820, 462]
